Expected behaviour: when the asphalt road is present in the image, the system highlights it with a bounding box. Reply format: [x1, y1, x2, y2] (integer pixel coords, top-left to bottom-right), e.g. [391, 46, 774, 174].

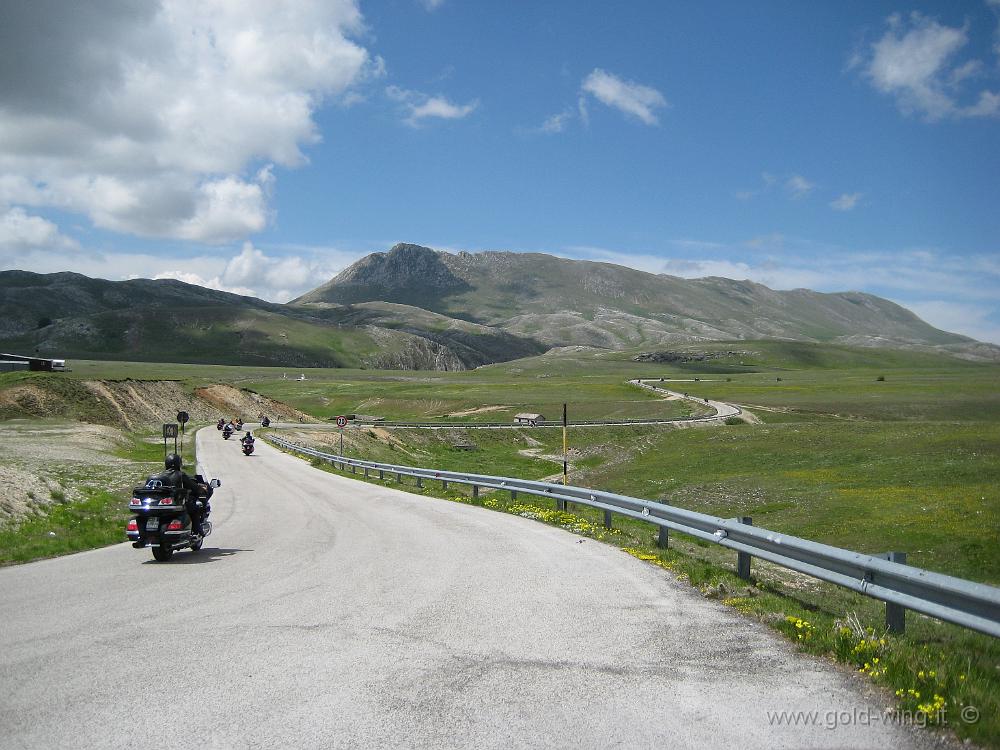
[0, 428, 940, 749]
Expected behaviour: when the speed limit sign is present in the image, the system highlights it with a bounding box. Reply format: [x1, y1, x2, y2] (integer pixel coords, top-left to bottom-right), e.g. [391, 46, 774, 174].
[335, 415, 348, 428]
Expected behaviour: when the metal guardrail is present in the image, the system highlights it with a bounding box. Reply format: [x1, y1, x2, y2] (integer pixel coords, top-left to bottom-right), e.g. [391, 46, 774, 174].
[266, 434, 1000, 639]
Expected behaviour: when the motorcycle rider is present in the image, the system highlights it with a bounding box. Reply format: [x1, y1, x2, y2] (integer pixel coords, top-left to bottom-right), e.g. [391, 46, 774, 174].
[148, 453, 211, 537]
[241, 431, 255, 448]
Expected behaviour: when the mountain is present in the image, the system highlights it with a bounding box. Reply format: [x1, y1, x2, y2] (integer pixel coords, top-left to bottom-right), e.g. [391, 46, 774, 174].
[3, 244, 994, 371]
[0, 270, 467, 369]
[294, 243, 988, 359]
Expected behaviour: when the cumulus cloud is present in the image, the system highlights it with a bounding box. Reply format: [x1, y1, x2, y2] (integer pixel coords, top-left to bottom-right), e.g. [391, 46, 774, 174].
[386, 86, 479, 126]
[1, 238, 364, 303]
[156, 242, 360, 301]
[0, 207, 80, 253]
[855, 12, 1000, 120]
[830, 192, 862, 211]
[580, 69, 667, 125]
[0, 0, 377, 243]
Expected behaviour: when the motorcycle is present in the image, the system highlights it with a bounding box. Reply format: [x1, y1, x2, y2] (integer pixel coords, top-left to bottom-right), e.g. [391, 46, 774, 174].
[241, 440, 254, 456]
[126, 475, 221, 562]
[222, 426, 233, 440]
[216, 419, 225, 430]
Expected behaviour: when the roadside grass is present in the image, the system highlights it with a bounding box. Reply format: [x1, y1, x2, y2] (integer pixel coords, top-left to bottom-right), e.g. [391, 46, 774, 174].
[0, 487, 129, 564]
[0, 427, 194, 564]
[290, 414, 999, 583]
[274, 436, 1000, 748]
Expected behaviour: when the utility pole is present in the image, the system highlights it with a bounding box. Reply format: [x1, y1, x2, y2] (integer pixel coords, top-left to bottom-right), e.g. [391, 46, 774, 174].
[562, 402, 568, 486]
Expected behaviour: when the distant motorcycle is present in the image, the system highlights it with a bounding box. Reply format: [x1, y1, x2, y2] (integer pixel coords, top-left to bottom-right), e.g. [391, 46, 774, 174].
[126, 475, 220, 562]
[222, 426, 233, 440]
[216, 419, 225, 430]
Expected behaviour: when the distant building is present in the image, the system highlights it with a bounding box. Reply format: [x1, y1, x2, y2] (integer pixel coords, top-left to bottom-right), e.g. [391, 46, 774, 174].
[514, 412, 545, 426]
[0, 353, 66, 372]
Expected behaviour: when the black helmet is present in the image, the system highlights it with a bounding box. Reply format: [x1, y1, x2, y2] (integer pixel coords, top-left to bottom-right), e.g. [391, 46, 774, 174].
[165, 453, 182, 471]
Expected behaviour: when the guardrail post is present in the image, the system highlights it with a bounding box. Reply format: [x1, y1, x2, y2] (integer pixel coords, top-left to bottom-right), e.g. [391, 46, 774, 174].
[442, 480, 448, 490]
[883, 551, 907, 634]
[416, 476, 423, 488]
[737, 516, 753, 580]
[364, 467, 369, 478]
[472, 485, 479, 500]
[603, 509, 613, 529]
[657, 526, 669, 549]
[379, 469, 384, 480]
[396, 472, 402, 483]
[351, 464, 356, 474]
[511, 489, 518, 501]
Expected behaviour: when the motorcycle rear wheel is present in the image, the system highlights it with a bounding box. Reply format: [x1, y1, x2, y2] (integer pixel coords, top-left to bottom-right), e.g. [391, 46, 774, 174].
[152, 545, 174, 562]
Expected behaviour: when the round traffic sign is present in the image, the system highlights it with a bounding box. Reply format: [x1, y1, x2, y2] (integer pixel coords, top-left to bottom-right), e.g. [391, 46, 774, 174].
[176, 411, 189, 424]
[335, 415, 348, 428]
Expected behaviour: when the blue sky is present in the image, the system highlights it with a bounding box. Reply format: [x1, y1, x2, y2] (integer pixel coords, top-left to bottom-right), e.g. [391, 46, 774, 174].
[1, 0, 999, 342]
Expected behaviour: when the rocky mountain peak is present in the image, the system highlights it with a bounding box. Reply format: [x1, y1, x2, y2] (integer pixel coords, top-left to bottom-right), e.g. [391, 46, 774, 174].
[294, 242, 470, 307]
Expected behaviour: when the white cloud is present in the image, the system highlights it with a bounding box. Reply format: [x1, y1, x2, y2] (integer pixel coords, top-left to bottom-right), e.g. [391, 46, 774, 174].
[0, 207, 79, 253]
[557, 240, 1000, 343]
[539, 111, 574, 134]
[158, 242, 358, 301]
[858, 12, 1000, 120]
[577, 96, 590, 128]
[785, 174, 815, 198]
[580, 69, 667, 125]
[1, 239, 364, 303]
[386, 86, 478, 126]
[0, 1, 376, 243]
[904, 300, 1000, 344]
[418, 0, 445, 10]
[830, 192, 862, 211]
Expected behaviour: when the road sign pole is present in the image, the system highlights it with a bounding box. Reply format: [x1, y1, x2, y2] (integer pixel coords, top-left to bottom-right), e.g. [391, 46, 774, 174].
[162, 423, 179, 462]
[562, 403, 567, 485]
[561, 403, 568, 511]
[335, 415, 347, 457]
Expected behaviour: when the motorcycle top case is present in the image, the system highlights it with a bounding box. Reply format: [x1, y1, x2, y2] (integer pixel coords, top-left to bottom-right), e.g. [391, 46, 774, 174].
[129, 485, 189, 516]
